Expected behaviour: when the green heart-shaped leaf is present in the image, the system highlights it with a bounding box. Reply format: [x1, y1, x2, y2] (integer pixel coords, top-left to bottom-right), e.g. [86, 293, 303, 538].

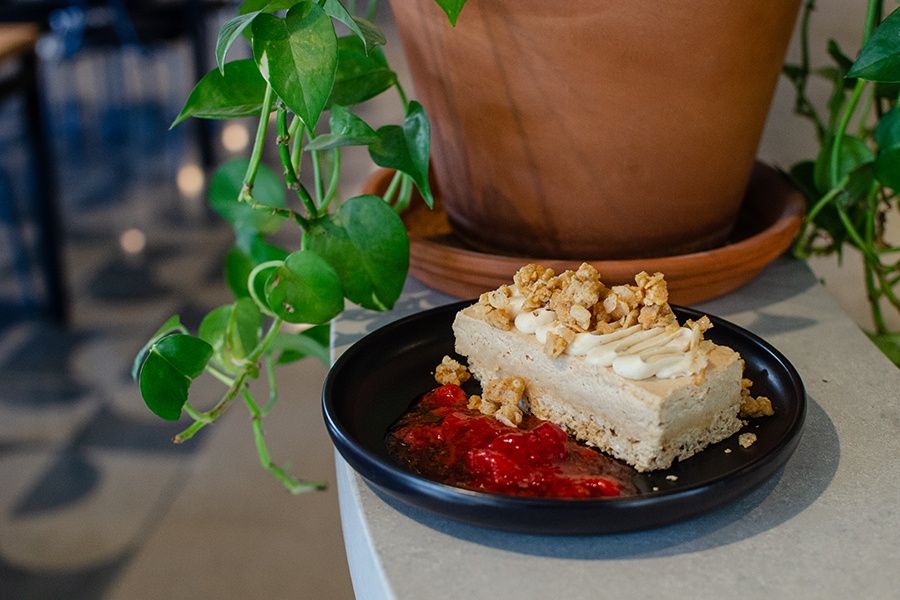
[139, 335, 213, 421]
[306, 194, 409, 310]
[328, 35, 396, 107]
[264, 250, 344, 324]
[848, 7, 900, 82]
[874, 107, 900, 190]
[320, 0, 386, 53]
[306, 105, 379, 151]
[434, 0, 468, 26]
[199, 298, 262, 373]
[216, 11, 262, 73]
[132, 315, 186, 380]
[172, 59, 268, 127]
[252, 3, 337, 128]
[369, 101, 432, 206]
[239, 0, 298, 15]
[814, 134, 874, 191]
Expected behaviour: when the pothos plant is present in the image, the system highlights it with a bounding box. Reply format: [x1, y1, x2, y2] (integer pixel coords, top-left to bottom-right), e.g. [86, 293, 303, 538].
[784, 0, 900, 366]
[132, 0, 469, 493]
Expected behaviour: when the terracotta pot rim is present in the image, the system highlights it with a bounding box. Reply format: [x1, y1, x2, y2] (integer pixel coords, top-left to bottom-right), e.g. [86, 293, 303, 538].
[362, 163, 805, 304]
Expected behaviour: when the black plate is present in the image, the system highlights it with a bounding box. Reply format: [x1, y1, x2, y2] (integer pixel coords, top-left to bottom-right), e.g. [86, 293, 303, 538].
[322, 301, 806, 535]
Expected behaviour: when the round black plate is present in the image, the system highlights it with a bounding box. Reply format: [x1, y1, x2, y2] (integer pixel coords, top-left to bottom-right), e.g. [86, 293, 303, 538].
[322, 301, 806, 535]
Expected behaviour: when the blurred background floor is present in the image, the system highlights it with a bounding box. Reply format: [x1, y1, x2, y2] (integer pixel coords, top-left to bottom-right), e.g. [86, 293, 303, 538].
[0, 0, 886, 599]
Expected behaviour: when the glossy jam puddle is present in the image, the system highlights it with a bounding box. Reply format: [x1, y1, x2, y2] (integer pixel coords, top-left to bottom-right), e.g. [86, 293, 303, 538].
[386, 384, 638, 499]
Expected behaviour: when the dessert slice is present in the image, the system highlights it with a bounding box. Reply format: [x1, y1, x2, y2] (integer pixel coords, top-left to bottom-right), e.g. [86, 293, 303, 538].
[452, 263, 745, 472]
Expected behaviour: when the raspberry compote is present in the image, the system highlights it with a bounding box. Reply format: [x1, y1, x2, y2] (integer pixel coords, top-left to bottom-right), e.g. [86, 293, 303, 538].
[386, 384, 637, 498]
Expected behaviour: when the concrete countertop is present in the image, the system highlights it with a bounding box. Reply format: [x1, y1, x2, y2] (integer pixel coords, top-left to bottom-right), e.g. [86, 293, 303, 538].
[329, 256, 900, 600]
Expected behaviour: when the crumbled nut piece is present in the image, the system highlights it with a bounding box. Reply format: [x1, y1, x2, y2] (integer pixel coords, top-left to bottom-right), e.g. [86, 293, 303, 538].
[469, 292, 514, 331]
[434, 355, 470, 386]
[514, 264, 559, 311]
[599, 271, 676, 330]
[482, 285, 514, 310]
[638, 302, 675, 329]
[665, 475, 678, 481]
[543, 326, 576, 358]
[495, 403, 523, 428]
[621, 308, 639, 328]
[603, 284, 640, 321]
[513, 264, 555, 294]
[686, 315, 713, 335]
[485, 308, 512, 331]
[740, 395, 775, 419]
[479, 377, 527, 426]
[738, 432, 758, 448]
[739, 377, 775, 418]
[590, 302, 613, 331]
[569, 303, 593, 330]
[483, 377, 526, 407]
[634, 271, 668, 306]
[470, 394, 500, 416]
[549, 263, 605, 331]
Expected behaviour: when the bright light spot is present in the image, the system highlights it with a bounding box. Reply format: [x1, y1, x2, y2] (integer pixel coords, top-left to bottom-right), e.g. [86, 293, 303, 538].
[120, 228, 146, 254]
[221, 122, 250, 152]
[177, 163, 205, 199]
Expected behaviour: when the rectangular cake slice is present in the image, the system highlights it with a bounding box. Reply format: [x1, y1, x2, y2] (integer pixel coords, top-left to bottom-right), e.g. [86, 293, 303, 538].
[451, 263, 744, 472]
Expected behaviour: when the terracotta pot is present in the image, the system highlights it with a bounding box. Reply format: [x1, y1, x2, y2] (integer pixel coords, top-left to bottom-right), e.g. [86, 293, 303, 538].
[389, 0, 802, 259]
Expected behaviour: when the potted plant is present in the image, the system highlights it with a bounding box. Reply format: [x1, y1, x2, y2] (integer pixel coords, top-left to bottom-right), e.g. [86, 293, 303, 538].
[387, 0, 804, 262]
[783, 0, 900, 366]
[133, 0, 465, 492]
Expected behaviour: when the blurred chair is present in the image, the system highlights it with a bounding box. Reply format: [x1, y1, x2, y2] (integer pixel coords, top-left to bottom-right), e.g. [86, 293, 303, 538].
[0, 2, 226, 325]
[0, 21, 67, 323]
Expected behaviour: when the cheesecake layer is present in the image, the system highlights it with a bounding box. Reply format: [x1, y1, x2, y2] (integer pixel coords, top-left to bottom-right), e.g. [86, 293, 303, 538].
[453, 308, 744, 471]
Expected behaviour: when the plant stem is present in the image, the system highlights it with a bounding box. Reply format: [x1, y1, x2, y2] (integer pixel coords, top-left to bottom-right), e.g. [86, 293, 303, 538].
[240, 84, 276, 203]
[794, 174, 852, 257]
[863, 0, 883, 44]
[247, 260, 282, 318]
[289, 115, 303, 175]
[829, 78, 867, 185]
[319, 148, 342, 215]
[263, 353, 278, 416]
[174, 317, 285, 443]
[795, 0, 827, 140]
[205, 365, 236, 387]
[383, 170, 403, 203]
[306, 127, 329, 209]
[243, 388, 326, 493]
[277, 103, 319, 219]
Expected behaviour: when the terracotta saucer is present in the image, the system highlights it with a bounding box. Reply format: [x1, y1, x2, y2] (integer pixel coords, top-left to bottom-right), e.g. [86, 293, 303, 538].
[361, 163, 805, 305]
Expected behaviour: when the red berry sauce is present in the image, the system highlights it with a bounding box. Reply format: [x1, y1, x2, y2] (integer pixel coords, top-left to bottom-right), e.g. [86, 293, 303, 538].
[386, 384, 637, 498]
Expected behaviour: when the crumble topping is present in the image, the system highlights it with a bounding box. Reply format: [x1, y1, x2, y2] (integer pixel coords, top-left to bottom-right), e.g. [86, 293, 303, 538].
[435, 355, 471, 387]
[475, 263, 682, 360]
[435, 357, 526, 428]
[472, 263, 702, 370]
[739, 378, 775, 418]
[738, 432, 758, 448]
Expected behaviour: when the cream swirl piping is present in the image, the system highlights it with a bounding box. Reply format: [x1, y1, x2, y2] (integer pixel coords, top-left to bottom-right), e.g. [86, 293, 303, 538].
[511, 305, 705, 381]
